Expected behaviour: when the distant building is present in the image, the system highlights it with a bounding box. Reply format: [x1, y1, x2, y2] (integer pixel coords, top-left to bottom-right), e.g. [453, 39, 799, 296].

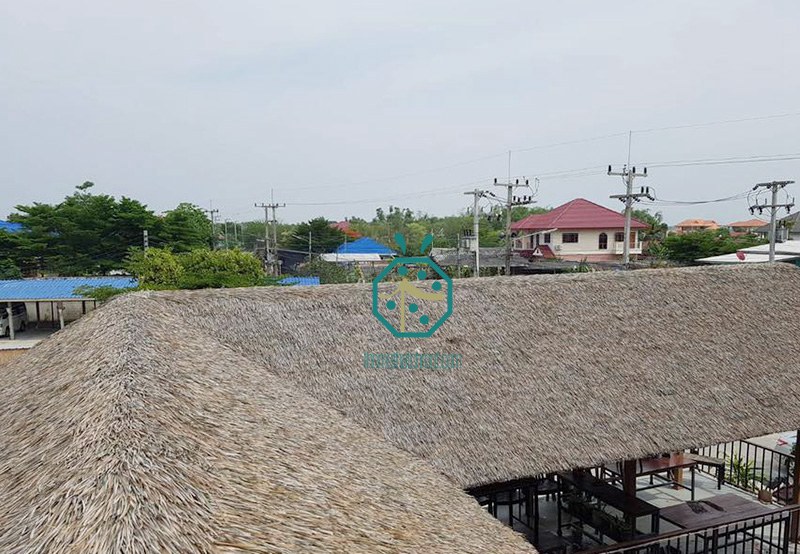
[727, 218, 767, 237]
[0, 221, 23, 233]
[510, 198, 647, 262]
[674, 219, 719, 234]
[320, 237, 396, 278]
[756, 211, 800, 242]
[330, 220, 361, 239]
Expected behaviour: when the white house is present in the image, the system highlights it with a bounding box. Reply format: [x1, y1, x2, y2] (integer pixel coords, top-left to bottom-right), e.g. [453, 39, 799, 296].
[510, 198, 648, 262]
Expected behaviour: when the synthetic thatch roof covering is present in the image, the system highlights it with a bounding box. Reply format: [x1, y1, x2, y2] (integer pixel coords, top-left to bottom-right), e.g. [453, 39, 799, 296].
[2, 264, 800, 551]
[0, 298, 534, 553]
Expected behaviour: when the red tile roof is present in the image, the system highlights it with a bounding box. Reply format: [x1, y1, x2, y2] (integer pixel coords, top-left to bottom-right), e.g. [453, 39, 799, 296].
[511, 198, 647, 231]
[330, 220, 361, 239]
[727, 218, 767, 229]
[534, 245, 556, 259]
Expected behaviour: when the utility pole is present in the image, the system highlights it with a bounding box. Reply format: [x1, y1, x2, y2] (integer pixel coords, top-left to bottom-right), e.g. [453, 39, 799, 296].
[254, 198, 285, 275]
[607, 165, 650, 265]
[463, 188, 488, 277]
[205, 205, 220, 250]
[749, 180, 795, 262]
[492, 178, 535, 276]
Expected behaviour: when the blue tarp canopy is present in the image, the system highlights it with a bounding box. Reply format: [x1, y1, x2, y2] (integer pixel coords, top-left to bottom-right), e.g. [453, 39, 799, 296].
[0, 277, 138, 302]
[0, 221, 23, 233]
[279, 276, 320, 287]
[335, 237, 395, 256]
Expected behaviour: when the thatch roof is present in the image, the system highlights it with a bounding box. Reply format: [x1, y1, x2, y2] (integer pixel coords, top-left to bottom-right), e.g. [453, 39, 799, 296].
[0, 297, 534, 553]
[2, 264, 800, 551]
[149, 264, 800, 489]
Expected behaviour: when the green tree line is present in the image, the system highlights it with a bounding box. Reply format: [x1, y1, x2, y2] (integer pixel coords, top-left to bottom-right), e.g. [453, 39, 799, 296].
[0, 182, 213, 275]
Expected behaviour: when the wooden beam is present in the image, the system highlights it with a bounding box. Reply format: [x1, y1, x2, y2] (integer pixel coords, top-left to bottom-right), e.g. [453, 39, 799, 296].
[622, 459, 637, 498]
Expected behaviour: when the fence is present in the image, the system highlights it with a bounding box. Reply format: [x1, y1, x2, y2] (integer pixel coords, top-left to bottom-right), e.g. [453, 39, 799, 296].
[587, 505, 799, 554]
[695, 440, 795, 502]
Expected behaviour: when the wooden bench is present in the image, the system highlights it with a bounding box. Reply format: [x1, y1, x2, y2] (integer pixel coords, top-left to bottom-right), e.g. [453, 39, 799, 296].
[686, 453, 725, 489]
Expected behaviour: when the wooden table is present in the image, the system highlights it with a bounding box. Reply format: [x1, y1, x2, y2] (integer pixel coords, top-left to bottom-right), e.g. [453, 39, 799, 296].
[659, 493, 775, 529]
[659, 493, 788, 552]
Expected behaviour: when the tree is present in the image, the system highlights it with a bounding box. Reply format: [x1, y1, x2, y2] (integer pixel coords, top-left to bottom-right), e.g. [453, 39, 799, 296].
[631, 208, 669, 243]
[297, 258, 356, 284]
[126, 248, 184, 288]
[10, 182, 159, 274]
[285, 218, 345, 254]
[511, 206, 550, 222]
[177, 249, 264, 289]
[661, 229, 766, 264]
[159, 203, 212, 252]
[0, 259, 22, 280]
[126, 247, 265, 289]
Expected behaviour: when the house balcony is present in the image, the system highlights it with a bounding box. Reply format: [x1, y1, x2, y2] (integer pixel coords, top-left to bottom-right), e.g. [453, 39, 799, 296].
[613, 241, 643, 255]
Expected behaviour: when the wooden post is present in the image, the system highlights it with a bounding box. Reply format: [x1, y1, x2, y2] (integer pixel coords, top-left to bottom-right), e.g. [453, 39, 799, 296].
[623, 459, 637, 498]
[791, 430, 800, 541]
[6, 303, 14, 340]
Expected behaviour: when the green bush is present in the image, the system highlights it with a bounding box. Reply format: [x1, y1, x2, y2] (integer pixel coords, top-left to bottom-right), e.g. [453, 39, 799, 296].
[125, 247, 265, 290]
[177, 249, 264, 289]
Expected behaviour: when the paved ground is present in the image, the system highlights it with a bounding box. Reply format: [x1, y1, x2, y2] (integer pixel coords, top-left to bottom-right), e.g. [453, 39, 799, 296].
[496, 470, 787, 552]
[0, 328, 56, 350]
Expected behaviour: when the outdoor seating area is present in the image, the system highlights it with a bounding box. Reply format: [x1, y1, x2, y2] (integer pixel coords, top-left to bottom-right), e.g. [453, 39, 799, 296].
[471, 437, 800, 554]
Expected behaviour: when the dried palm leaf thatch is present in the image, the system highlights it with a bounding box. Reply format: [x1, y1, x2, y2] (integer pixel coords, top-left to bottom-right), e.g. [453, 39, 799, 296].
[156, 264, 800, 488]
[0, 295, 535, 553]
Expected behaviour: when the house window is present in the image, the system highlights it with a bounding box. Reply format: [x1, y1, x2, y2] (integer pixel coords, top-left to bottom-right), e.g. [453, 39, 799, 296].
[562, 232, 579, 243]
[543, 233, 551, 244]
[614, 232, 625, 243]
[598, 232, 608, 250]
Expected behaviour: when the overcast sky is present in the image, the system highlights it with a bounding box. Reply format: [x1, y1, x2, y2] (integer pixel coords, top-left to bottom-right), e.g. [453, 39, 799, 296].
[1, 0, 798, 226]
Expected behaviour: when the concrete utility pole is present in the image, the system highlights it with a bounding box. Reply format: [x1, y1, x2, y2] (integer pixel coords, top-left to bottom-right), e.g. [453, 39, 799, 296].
[493, 178, 535, 276]
[254, 198, 285, 275]
[749, 180, 795, 262]
[463, 189, 488, 277]
[607, 165, 651, 265]
[205, 205, 220, 250]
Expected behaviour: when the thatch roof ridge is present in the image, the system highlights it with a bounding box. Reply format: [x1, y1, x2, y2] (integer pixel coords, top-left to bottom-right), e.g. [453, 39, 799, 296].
[145, 264, 800, 489]
[0, 295, 535, 553]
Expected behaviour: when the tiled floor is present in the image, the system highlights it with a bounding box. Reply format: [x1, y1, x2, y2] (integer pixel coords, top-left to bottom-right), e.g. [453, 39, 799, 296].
[491, 471, 786, 552]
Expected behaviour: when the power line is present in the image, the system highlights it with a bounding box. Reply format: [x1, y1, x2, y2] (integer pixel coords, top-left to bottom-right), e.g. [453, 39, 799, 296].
[641, 188, 752, 206]
[644, 153, 800, 168]
[632, 111, 800, 134]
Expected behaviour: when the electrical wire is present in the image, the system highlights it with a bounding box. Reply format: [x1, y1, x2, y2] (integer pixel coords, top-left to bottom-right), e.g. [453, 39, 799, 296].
[632, 111, 800, 134]
[641, 186, 752, 206]
[643, 153, 800, 168]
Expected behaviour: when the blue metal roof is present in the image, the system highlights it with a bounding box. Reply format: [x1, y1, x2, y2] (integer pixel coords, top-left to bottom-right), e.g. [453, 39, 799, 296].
[336, 237, 395, 255]
[279, 276, 320, 287]
[0, 277, 138, 301]
[0, 221, 23, 233]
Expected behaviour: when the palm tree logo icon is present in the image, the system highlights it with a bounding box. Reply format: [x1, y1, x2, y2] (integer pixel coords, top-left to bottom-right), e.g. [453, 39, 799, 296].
[372, 233, 453, 338]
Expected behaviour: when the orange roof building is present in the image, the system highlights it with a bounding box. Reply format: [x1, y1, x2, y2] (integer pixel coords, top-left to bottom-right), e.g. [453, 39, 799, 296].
[674, 219, 719, 233]
[330, 220, 361, 239]
[728, 218, 767, 233]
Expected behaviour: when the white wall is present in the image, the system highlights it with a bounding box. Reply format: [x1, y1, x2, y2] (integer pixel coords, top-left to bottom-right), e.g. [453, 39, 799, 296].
[549, 229, 639, 255]
[22, 300, 99, 325]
